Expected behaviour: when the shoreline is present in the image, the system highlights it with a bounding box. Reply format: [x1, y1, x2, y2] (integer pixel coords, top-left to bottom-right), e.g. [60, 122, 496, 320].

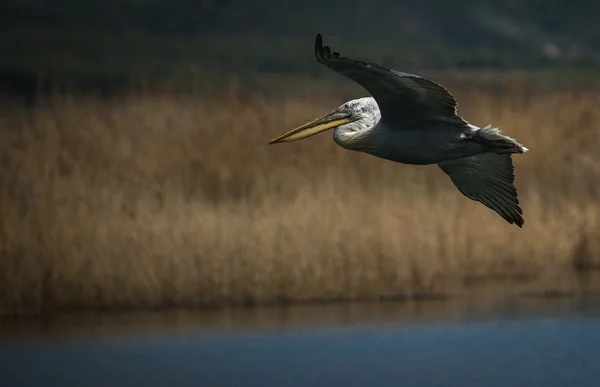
[2, 280, 600, 343]
[3, 271, 600, 320]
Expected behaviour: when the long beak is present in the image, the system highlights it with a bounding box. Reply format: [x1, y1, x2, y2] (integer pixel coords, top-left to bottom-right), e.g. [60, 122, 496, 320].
[269, 111, 355, 144]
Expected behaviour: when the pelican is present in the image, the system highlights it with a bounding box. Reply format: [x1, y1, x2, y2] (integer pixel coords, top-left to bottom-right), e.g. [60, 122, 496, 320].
[269, 34, 528, 227]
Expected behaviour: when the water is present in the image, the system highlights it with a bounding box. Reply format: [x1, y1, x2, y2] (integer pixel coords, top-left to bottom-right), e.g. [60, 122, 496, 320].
[2, 296, 600, 387]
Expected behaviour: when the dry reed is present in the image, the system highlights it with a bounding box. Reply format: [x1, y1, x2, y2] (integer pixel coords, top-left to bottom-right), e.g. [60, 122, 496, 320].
[1, 80, 600, 316]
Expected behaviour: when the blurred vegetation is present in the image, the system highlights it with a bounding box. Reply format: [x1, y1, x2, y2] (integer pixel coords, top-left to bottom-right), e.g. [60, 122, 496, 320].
[2, 80, 600, 315]
[1, 0, 600, 98]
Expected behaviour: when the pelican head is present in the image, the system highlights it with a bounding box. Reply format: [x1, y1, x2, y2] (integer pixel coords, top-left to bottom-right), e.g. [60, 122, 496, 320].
[269, 97, 380, 149]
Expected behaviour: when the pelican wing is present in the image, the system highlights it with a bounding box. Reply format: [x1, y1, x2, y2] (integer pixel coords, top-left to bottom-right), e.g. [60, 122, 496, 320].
[314, 34, 466, 128]
[437, 153, 524, 227]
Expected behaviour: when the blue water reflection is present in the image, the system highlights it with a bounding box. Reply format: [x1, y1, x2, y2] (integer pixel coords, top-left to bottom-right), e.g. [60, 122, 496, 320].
[3, 310, 600, 387]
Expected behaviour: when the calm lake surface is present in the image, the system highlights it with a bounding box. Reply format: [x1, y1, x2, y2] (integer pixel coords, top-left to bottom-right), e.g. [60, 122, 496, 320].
[2, 295, 600, 387]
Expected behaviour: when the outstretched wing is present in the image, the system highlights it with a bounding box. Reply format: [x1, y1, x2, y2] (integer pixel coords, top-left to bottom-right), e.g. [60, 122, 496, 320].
[314, 33, 466, 128]
[438, 153, 524, 227]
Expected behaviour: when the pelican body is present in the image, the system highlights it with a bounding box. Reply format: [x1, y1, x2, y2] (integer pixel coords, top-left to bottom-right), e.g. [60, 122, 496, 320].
[269, 34, 528, 227]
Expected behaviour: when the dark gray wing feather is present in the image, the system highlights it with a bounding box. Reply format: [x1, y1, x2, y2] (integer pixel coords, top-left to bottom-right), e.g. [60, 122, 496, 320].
[314, 33, 466, 128]
[438, 153, 524, 227]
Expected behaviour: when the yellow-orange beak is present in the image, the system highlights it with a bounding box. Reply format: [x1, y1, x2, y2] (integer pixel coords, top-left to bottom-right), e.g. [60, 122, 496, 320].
[269, 110, 355, 144]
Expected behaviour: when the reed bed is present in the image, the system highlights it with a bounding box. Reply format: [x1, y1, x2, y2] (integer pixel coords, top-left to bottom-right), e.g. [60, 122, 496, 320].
[1, 81, 599, 316]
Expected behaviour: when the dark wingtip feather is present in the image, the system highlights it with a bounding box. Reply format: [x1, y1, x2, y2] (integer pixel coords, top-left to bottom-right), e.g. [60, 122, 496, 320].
[315, 34, 324, 62]
[504, 199, 524, 227]
[515, 214, 524, 227]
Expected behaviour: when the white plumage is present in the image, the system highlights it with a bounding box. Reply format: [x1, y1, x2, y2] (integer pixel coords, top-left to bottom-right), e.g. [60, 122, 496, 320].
[269, 34, 528, 227]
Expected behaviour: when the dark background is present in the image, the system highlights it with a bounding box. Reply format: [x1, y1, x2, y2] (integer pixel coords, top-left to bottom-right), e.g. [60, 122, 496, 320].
[1, 0, 599, 98]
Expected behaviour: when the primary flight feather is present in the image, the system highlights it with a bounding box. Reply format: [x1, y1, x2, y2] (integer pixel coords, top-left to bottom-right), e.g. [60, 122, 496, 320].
[269, 34, 528, 227]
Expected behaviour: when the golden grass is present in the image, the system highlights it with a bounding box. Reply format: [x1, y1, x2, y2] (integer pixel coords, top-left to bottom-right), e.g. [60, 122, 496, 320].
[1, 82, 600, 316]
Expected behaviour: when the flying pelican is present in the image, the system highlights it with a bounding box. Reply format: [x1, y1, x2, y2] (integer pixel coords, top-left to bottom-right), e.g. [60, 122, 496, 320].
[269, 34, 528, 227]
